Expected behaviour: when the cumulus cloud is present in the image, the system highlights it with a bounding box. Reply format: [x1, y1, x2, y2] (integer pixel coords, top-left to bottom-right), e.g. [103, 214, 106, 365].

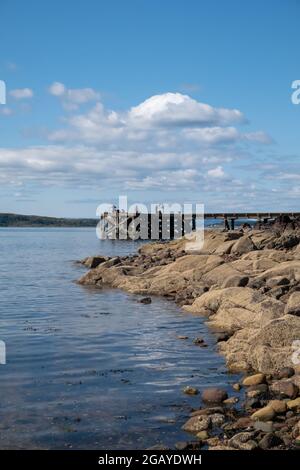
[128, 93, 245, 128]
[9, 88, 33, 99]
[48, 92, 270, 151]
[0, 90, 278, 208]
[48, 81, 100, 110]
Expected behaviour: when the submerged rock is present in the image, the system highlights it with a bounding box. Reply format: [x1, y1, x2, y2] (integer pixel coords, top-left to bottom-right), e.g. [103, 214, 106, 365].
[183, 386, 199, 395]
[139, 297, 152, 304]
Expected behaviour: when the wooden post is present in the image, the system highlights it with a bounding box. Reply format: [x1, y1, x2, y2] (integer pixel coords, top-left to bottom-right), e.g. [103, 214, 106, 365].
[170, 213, 175, 240]
[182, 213, 185, 236]
[192, 213, 196, 231]
[116, 210, 119, 239]
[158, 211, 162, 240]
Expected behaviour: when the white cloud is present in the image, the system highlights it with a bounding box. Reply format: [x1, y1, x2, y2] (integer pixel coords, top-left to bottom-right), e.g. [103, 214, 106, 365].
[184, 126, 240, 145]
[49, 82, 66, 96]
[9, 88, 33, 99]
[48, 81, 100, 110]
[0, 91, 276, 204]
[128, 93, 245, 128]
[207, 166, 225, 178]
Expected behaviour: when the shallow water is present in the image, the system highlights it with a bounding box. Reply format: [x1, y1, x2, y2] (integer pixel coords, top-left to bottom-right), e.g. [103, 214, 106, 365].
[0, 228, 239, 449]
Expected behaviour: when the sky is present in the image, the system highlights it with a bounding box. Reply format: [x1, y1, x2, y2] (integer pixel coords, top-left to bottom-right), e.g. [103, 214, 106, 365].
[0, 0, 299, 217]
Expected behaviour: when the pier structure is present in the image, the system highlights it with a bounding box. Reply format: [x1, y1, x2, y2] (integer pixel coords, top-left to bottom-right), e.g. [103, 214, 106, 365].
[99, 210, 300, 240]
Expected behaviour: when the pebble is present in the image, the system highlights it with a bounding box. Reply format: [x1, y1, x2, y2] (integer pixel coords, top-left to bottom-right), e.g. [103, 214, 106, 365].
[258, 433, 282, 450]
[231, 417, 253, 430]
[229, 432, 258, 451]
[193, 337, 207, 347]
[254, 420, 274, 433]
[233, 383, 241, 392]
[183, 386, 199, 396]
[223, 397, 239, 405]
[287, 397, 300, 411]
[196, 431, 209, 440]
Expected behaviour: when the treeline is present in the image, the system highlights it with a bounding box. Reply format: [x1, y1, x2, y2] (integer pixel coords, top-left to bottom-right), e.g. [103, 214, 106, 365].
[0, 213, 98, 227]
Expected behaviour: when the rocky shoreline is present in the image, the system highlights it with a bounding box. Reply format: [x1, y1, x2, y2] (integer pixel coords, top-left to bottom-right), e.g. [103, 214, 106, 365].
[78, 223, 300, 450]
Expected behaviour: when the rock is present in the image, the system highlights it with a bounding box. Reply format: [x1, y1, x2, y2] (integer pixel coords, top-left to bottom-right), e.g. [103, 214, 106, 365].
[231, 236, 256, 255]
[247, 383, 268, 394]
[101, 256, 121, 268]
[247, 390, 264, 399]
[201, 388, 228, 403]
[291, 420, 300, 438]
[231, 417, 253, 430]
[285, 292, 300, 316]
[84, 256, 107, 269]
[224, 315, 300, 374]
[139, 297, 152, 304]
[193, 337, 206, 345]
[233, 383, 241, 391]
[206, 437, 221, 447]
[175, 441, 195, 451]
[223, 397, 239, 405]
[251, 406, 276, 422]
[229, 432, 258, 450]
[191, 407, 224, 417]
[287, 397, 300, 411]
[268, 400, 287, 414]
[245, 397, 264, 410]
[183, 386, 199, 395]
[277, 366, 295, 379]
[210, 413, 225, 427]
[266, 276, 290, 288]
[182, 415, 211, 433]
[196, 431, 209, 440]
[270, 380, 299, 399]
[222, 275, 249, 288]
[215, 332, 231, 342]
[258, 433, 282, 450]
[254, 421, 274, 433]
[242, 373, 266, 386]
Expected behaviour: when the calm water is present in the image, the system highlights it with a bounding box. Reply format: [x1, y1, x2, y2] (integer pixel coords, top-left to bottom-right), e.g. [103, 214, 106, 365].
[0, 228, 238, 449]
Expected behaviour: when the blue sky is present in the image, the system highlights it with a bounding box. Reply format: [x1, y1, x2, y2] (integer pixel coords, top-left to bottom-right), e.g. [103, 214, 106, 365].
[0, 0, 299, 217]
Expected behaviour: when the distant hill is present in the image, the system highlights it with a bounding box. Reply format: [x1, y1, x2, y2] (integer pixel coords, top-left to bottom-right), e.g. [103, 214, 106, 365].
[0, 213, 98, 227]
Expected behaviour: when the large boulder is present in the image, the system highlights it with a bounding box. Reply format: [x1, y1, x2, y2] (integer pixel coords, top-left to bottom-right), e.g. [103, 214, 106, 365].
[219, 315, 300, 373]
[231, 236, 256, 255]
